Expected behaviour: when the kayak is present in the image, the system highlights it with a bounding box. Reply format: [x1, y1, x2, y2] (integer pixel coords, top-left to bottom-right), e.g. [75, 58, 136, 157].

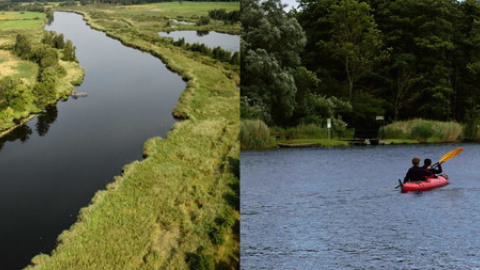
[399, 174, 449, 193]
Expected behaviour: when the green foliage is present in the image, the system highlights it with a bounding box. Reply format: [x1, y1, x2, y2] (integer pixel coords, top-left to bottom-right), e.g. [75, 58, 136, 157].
[32, 81, 56, 109]
[208, 8, 240, 24]
[242, 0, 309, 126]
[240, 119, 274, 149]
[62, 40, 77, 61]
[0, 76, 28, 111]
[320, 0, 385, 100]
[196, 15, 210, 26]
[14, 34, 32, 59]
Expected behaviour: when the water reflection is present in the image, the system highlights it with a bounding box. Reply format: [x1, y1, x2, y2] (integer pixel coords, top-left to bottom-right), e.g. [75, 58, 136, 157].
[36, 105, 58, 137]
[0, 105, 58, 151]
[0, 124, 33, 149]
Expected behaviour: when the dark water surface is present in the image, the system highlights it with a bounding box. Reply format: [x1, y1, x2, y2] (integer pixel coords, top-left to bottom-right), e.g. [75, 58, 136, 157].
[0, 12, 185, 269]
[158, 30, 240, 52]
[241, 144, 480, 269]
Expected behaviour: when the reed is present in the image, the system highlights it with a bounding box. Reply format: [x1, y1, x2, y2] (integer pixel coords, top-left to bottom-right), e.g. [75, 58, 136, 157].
[380, 119, 463, 143]
[240, 119, 273, 149]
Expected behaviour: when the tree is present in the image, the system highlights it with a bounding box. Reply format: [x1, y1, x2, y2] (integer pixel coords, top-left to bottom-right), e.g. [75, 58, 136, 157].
[14, 34, 32, 59]
[0, 76, 28, 111]
[241, 0, 307, 126]
[320, 0, 384, 101]
[62, 40, 77, 61]
[373, 0, 456, 120]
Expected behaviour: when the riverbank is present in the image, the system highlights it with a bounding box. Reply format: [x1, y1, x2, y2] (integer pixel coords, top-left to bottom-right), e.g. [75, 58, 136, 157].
[26, 3, 239, 270]
[0, 11, 85, 137]
[241, 119, 465, 150]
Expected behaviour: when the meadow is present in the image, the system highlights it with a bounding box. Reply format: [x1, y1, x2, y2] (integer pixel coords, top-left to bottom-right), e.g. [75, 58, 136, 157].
[0, 11, 46, 29]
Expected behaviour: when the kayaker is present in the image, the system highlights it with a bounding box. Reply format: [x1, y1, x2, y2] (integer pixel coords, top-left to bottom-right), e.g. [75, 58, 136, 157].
[403, 157, 429, 183]
[422, 158, 442, 177]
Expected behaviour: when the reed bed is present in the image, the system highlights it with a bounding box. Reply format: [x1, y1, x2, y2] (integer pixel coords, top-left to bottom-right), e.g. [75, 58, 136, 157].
[379, 119, 463, 143]
[240, 119, 273, 149]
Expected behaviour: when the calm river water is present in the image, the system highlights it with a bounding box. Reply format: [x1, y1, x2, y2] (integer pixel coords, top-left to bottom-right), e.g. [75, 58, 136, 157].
[241, 144, 480, 269]
[0, 12, 185, 269]
[158, 30, 240, 52]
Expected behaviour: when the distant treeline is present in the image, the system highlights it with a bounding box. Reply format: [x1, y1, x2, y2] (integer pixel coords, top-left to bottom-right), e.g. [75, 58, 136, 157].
[242, 0, 480, 139]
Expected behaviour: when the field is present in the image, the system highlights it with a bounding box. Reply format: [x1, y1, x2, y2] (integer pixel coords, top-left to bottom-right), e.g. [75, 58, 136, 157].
[64, 2, 240, 33]
[0, 11, 46, 29]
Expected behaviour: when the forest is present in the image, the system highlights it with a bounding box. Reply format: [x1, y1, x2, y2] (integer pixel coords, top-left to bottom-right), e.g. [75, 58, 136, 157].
[241, 0, 480, 140]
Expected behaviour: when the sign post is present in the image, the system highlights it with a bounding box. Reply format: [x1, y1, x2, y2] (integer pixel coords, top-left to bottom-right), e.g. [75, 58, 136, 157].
[327, 118, 332, 140]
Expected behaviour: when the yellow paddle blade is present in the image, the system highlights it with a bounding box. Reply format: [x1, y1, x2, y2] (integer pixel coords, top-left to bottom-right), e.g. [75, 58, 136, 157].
[439, 147, 463, 163]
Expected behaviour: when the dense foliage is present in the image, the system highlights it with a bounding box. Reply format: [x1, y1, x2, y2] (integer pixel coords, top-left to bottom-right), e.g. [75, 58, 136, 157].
[242, 0, 480, 137]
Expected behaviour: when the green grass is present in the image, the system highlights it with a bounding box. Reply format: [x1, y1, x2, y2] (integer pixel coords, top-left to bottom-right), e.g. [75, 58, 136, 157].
[279, 138, 349, 147]
[25, 4, 239, 270]
[134, 2, 238, 17]
[0, 12, 46, 29]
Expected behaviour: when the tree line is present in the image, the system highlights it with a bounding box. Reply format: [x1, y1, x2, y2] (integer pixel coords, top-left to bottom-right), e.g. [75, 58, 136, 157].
[242, 0, 480, 137]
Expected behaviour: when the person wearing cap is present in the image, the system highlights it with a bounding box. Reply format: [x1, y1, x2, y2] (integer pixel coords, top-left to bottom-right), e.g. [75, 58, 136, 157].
[403, 157, 429, 183]
[422, 158, 442, 178]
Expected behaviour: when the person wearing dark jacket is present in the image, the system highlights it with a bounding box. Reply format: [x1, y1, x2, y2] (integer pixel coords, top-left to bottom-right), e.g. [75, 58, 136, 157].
[422, 158, 442, 177]
[404, 157, 429, 183]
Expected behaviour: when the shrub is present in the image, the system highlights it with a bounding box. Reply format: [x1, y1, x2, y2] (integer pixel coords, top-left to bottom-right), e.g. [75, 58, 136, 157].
[240, 119, 273, 149]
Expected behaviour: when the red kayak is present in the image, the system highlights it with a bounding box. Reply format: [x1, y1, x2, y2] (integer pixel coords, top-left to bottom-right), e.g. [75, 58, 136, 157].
[400, 174, 449, 193]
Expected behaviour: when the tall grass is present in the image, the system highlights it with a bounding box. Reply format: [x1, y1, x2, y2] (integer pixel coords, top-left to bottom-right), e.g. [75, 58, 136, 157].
[380, 119, 463, 143]
[240, 119, 273, 149]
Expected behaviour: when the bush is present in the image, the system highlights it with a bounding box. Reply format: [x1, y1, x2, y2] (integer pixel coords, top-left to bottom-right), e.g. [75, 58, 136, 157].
[240, 119, 273, 149]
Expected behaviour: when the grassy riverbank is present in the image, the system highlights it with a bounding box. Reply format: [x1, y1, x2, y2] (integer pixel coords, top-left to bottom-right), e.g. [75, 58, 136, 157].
[26, 3, 239, 270]
[241, 119, 465, 150]
[0, 11, 84, 134]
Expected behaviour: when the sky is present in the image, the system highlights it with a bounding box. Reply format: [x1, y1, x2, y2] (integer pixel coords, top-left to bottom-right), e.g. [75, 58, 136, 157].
[282, 0, 299, 10]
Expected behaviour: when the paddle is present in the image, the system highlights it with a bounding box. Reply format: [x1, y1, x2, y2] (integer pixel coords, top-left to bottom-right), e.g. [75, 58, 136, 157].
[438, 147, 463, 164]
[382, 147, 464, 190]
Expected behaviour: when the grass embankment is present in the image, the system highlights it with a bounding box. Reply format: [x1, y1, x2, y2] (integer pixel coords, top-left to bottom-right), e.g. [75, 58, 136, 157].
[26, 3, 239, 270]
[240, 120, 350, 149]
[241, 118, 465, 149]
[0, 11, 84, 134]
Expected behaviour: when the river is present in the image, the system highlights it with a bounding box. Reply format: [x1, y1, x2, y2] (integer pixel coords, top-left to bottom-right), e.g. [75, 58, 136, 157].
[0, 12, 185, 269]
[158, 30, 240, 53]
[241, 144, 480, 269]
